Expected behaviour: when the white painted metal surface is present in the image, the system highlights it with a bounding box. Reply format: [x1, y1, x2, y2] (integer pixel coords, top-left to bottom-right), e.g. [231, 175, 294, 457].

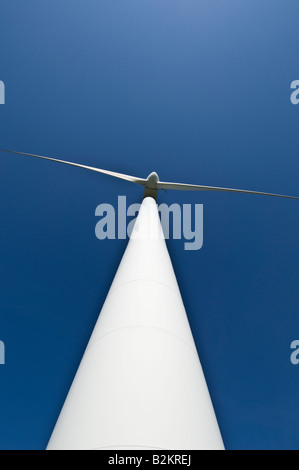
[47, 197, 224, 450]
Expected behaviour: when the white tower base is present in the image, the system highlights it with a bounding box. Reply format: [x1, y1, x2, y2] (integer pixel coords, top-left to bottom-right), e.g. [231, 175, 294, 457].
[47, 197, 224, 450]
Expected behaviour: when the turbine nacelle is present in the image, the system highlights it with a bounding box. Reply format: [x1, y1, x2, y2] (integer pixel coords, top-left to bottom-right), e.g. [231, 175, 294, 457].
[146, 171, 159, 186]
[143, 172, 159, 200]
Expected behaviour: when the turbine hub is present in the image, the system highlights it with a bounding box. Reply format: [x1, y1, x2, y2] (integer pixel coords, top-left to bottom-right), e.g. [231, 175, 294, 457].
[143, 172, 159, 200]
[146, 172, 159, 187]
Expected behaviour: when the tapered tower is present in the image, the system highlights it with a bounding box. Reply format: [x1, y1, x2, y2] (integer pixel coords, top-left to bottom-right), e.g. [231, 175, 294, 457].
[47, 197, 224, 450]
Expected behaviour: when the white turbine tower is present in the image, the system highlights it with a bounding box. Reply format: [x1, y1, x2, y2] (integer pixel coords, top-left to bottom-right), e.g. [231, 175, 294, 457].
[1, 149, 299, 450]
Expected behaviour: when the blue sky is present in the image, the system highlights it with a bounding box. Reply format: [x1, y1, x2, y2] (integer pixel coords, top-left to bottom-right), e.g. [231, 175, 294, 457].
[1, 0, 299, 450]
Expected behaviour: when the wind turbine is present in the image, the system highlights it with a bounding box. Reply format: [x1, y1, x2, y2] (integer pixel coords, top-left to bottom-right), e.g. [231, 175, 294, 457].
[1, 149, 298, 451]
[2, 149, 299, 201]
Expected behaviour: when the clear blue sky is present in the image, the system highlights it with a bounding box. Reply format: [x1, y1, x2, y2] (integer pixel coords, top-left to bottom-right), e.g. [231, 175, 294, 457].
[1, 0, 299, 450]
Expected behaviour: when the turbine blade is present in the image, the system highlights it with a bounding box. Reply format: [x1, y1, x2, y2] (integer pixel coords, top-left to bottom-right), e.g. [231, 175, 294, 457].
[157, 181, 299, 200]
[0, 149, 146, 185]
